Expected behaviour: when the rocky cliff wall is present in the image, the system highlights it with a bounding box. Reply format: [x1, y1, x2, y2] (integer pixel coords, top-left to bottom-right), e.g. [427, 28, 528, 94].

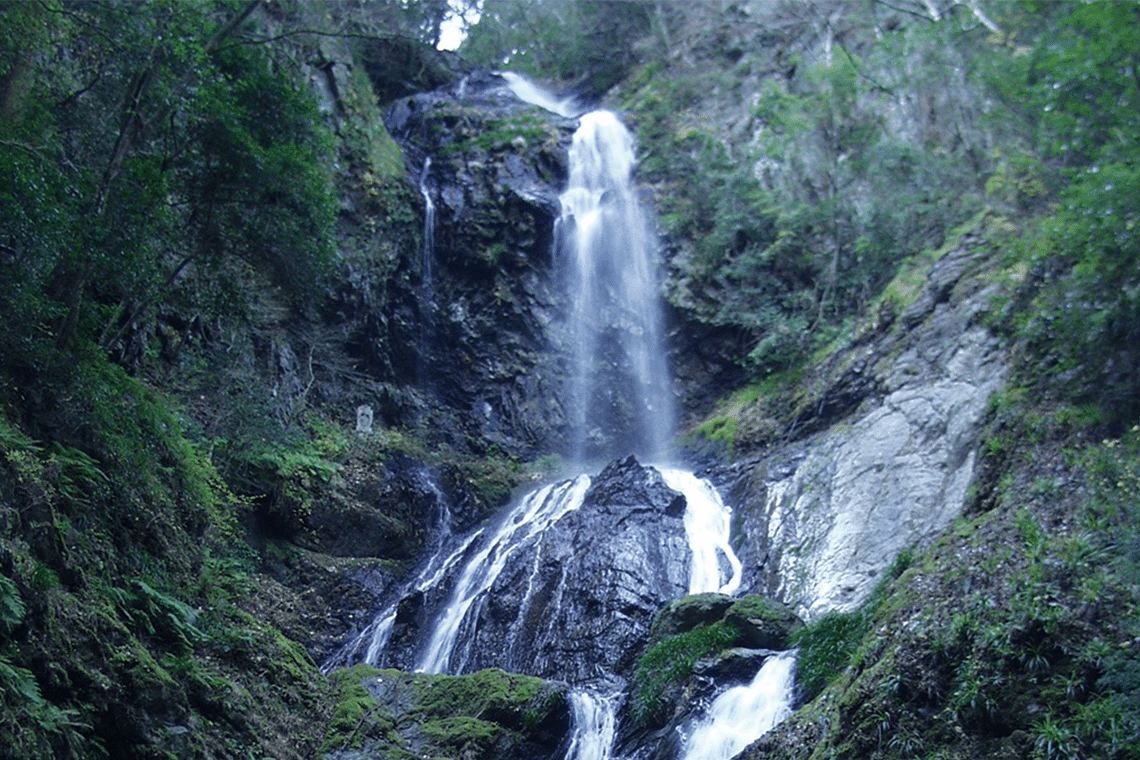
[720, 220, 1010, 619]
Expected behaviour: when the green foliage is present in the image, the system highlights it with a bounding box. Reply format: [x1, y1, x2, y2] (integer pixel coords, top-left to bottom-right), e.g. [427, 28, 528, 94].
[0, 572, 85, 757]
[792, 610, 867, 702]
[629, 620, 739, 726]
[187, 42, 337, 309]
[462, 0, 655, 94]
[791, 548, 915, 700]
[625, 13, 991, 377]
[1002, 1, 1140, 426]
[0, 0, 338, 383]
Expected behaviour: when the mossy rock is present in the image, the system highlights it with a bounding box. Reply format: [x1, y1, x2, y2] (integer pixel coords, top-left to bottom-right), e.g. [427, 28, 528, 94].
[650, 593, 737, 638]
[319, 666, 570, 760]
[724, 595, 803, 650]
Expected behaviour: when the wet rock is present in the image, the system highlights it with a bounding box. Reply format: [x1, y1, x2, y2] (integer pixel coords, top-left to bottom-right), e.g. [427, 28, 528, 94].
[376, 71, 578, 457]
[473, 458, 689, 684]
[724, 596, 802, 650]
[651, 593, 737, 637]
[692, 647, 780, 684]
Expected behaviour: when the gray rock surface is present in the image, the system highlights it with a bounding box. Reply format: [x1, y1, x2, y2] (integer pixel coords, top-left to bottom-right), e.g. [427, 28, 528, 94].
[468, 456, 691, 684]
[731, 239, 1008, 619]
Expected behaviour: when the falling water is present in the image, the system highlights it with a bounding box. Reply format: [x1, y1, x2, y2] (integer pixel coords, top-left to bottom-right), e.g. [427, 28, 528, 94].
[417, 156, 436, 383]
[417, 476, 591, 674]
[319, 471, 474, 672]
[420, 157, 435, 291]
[565, 690, 618, 760]
[325, 76, 796, 759]
[679, 650, 798, 760]
[558, 110, 673, 464]
[501, 71, 580, 118]
[660, 469, 743, 595]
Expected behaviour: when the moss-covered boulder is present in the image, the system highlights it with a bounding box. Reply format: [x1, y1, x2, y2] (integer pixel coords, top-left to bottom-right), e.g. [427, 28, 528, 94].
[724, 595, 803, 650]
[650, 592, 737, 638]
[320, 665, 570, 760]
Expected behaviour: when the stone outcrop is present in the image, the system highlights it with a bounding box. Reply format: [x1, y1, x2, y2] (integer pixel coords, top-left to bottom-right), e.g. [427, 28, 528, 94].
[724, 229, 1009, 619]
[455, 457, 691, 684]
[376, 72, 578, 457]
[374, 457, 691, 686]
[323, 665, 570, 760]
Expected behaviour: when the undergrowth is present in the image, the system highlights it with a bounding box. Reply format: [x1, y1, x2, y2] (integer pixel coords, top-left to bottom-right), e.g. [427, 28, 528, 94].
[629, 620, 740, 726]
[790, 547, 916, 701]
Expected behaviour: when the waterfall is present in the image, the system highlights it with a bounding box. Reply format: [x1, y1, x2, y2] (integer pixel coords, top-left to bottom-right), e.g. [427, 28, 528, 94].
[320, 474, 479, 673]
[323, 75, 797, 759]
[417, 476, 591, 674]
[565, 690, 618, 760]
[679, 651, 798, 760]
[558, 110, 673, 464]
[418, 156, 436, 382]
[502, 71, 580, 118]
[420, 156, 435, 292]
[660, 469, 743, 595]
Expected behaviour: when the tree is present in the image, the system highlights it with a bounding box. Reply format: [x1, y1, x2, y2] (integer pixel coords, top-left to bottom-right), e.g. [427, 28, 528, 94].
[461, 0, 655, 95]
[1016, 1, 1140, 423]
[0, 0, 336, 370]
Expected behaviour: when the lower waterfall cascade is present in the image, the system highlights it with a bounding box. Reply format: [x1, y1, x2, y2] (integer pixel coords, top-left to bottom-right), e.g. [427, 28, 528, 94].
[679, 650, 798, 760]
[326, 73, 798, 759]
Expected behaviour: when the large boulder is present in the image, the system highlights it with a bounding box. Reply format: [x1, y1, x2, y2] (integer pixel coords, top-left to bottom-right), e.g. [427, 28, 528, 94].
[322, 665, 570, 760]
[469, 456, 691, 683]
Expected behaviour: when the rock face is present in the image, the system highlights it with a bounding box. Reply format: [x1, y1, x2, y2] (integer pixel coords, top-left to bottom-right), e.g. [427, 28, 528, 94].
[727, 234, 1009, 619]
[475, 456, 690, 683]
[378, 71, 578, 457]
[379, 457, 691, 686]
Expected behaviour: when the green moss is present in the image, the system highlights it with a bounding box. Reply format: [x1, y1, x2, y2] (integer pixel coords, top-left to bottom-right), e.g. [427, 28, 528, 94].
[341, 65, 405, 180]
[726, 595, 787, 623]
[412, 668, 544, 718]
[421, 715, 500, 749]
[321, 664, 383, 753]
[320, 667, 562, 759]
[274, 630, 317, 685]
[694, 416, 738, 459]
[630, 620, 740, 726]
[437, 110, 552, 156]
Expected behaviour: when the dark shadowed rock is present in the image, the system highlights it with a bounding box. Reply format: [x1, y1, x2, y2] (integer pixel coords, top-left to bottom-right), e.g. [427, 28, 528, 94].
[724, 596, 802, 650]
[692, 647, 781, 685]
[467, 457, 691, 684]
[650, 593, 737, 637]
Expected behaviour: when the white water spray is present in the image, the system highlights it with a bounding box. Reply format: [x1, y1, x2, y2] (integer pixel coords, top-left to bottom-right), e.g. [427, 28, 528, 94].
[565, 690, 618, 760]
[559, 110, 673, 463]
[680, 650, 797, 760]
[420, 156, 435, 289]
[501, 72, 580, 118]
